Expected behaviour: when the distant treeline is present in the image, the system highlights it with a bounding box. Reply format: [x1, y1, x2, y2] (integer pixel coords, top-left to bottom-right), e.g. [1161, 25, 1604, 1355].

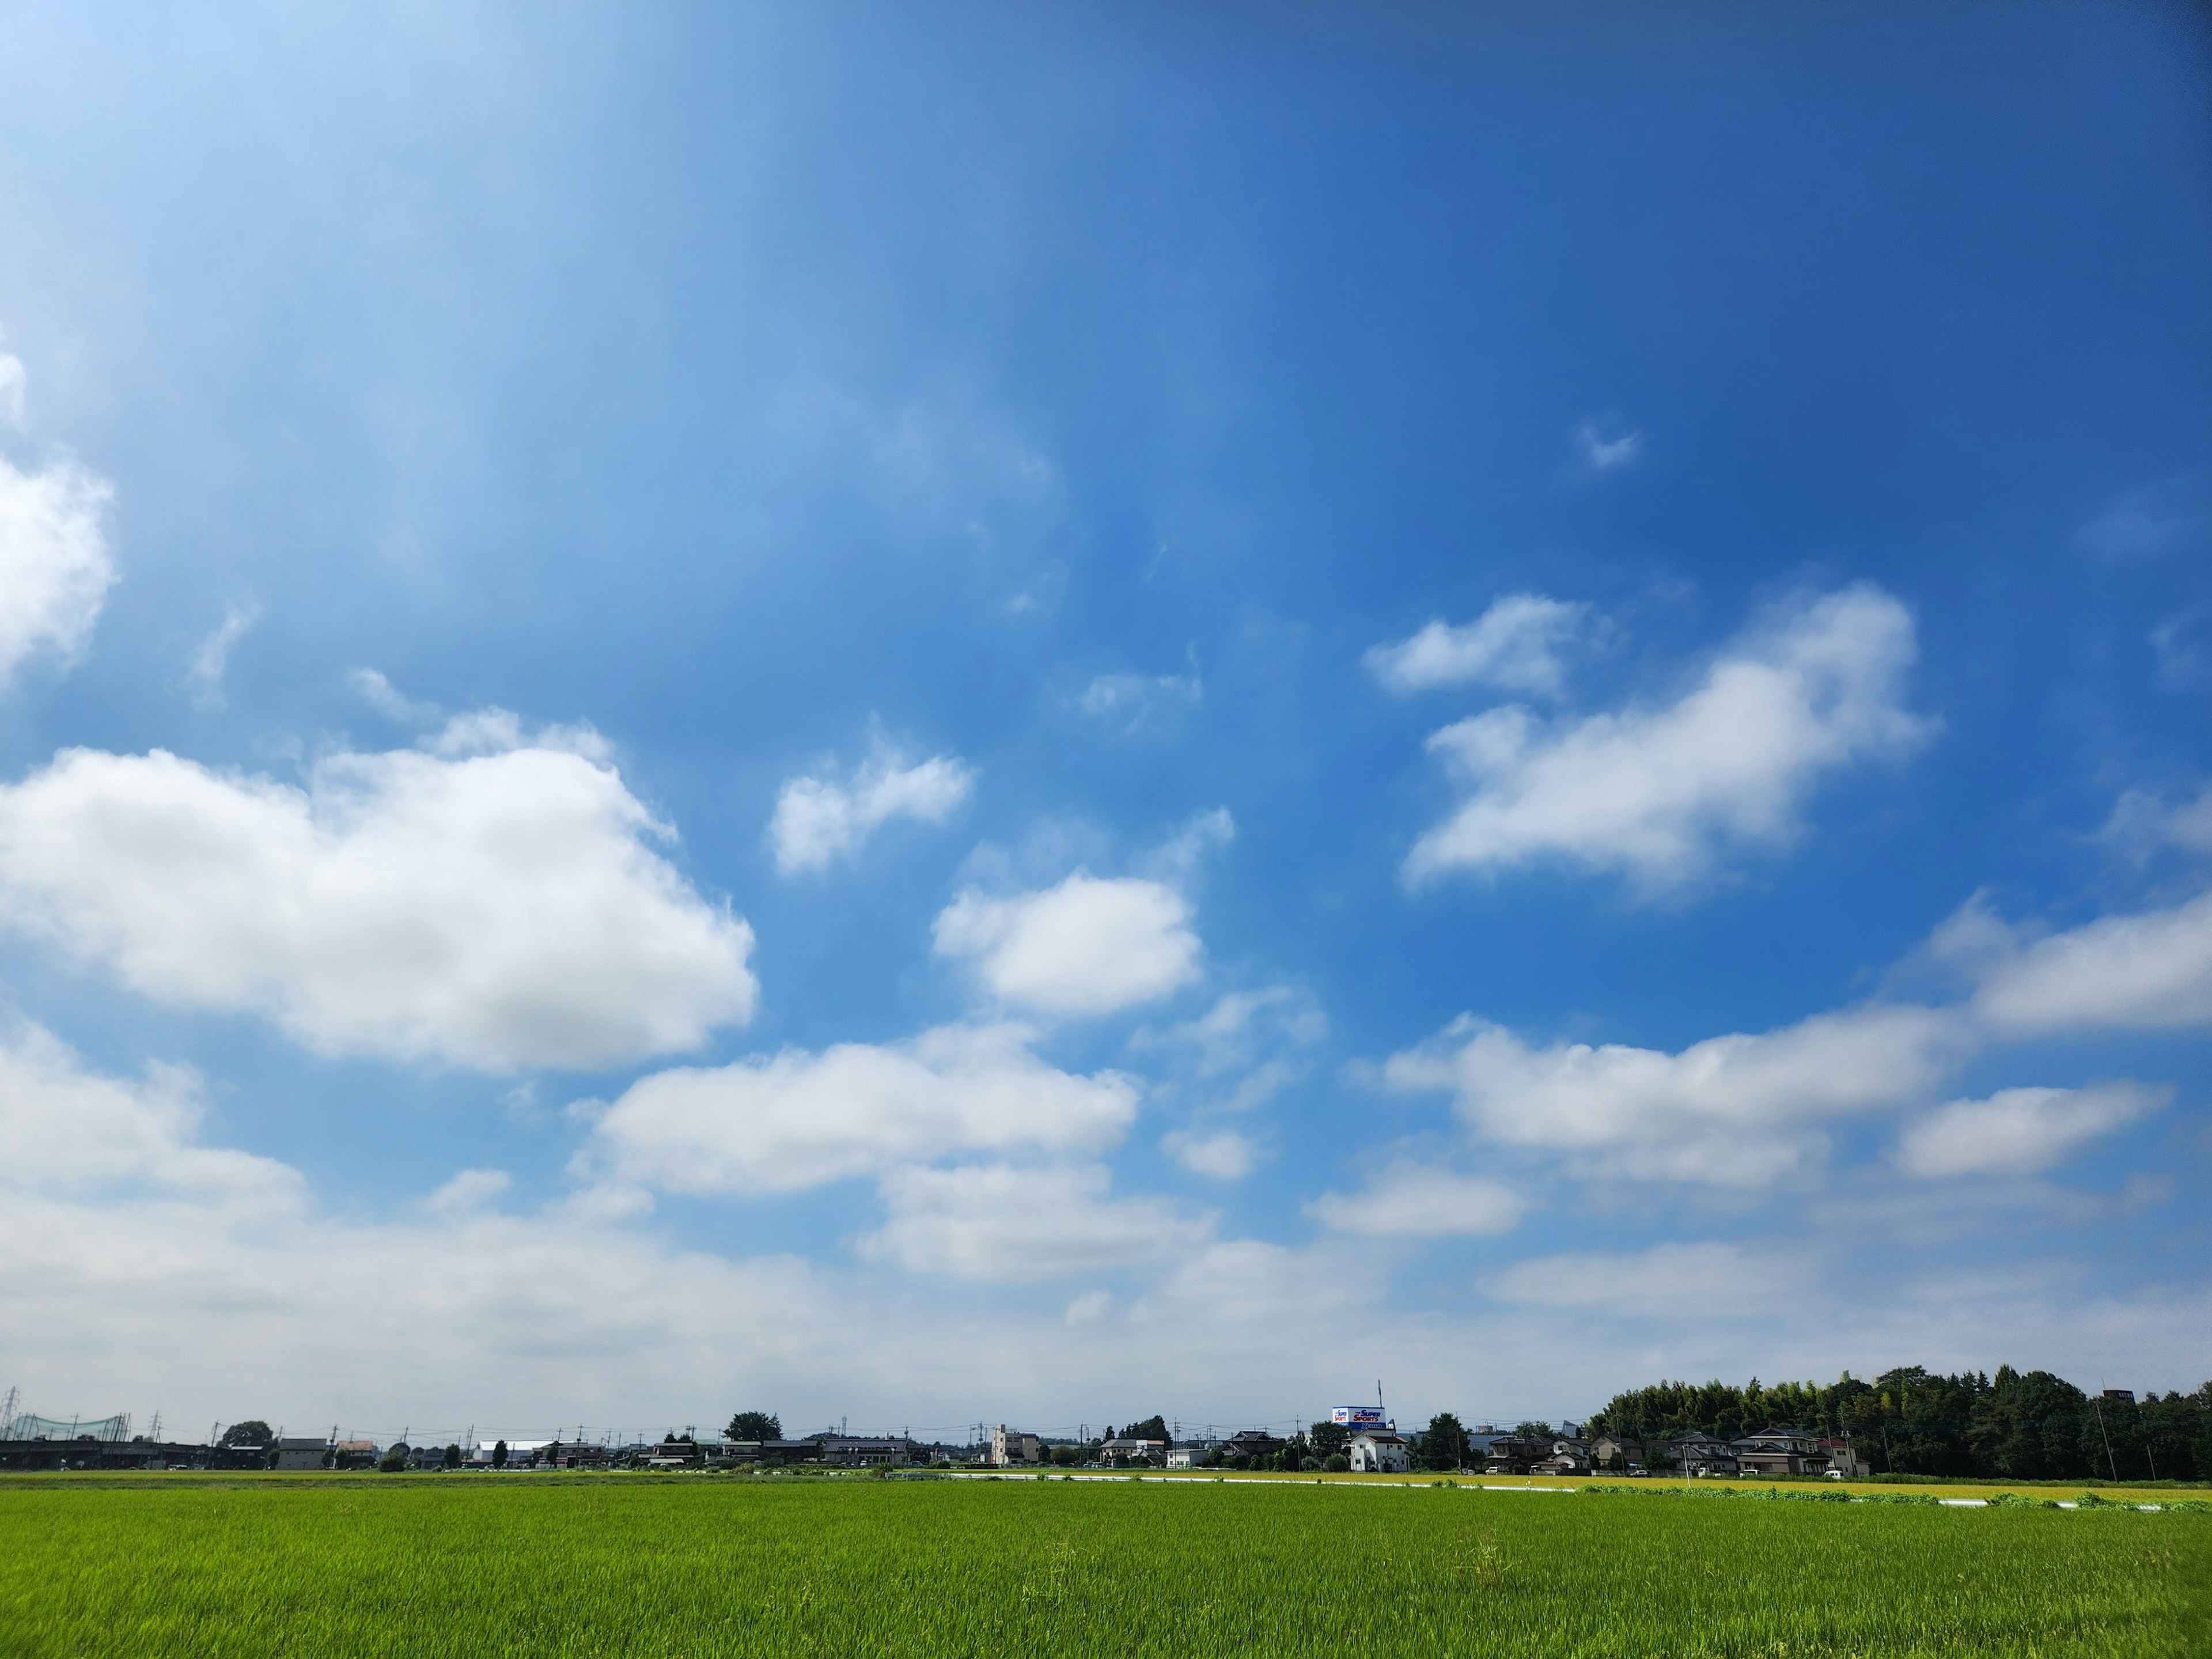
[1586, 1366, 2212, 1482]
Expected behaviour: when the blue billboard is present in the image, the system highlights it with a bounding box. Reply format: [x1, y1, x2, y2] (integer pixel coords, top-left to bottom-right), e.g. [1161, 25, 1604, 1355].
[1330, 1406, 1388, 1427]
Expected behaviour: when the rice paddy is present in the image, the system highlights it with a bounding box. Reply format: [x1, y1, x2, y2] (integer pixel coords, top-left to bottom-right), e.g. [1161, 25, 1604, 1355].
[2, 1472, 2204, 1657]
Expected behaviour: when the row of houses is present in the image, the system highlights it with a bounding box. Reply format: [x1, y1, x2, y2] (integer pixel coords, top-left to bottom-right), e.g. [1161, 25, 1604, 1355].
[1482, 1426, 1869, 1479]
[0, 1419, 1873, 1480]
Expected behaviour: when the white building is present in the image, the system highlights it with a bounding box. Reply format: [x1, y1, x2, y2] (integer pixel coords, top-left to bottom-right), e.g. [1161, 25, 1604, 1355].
[988, 1425, 1040, 1466]
[1349, 1430, 1410, 1474]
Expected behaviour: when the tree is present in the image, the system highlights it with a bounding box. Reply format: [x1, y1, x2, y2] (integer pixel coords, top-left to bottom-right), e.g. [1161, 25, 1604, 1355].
[493, 1438, 509, 1469]
[1324, 1453, 1350, 1473]
[1511, 1421, 1554, 1441]
[1419, 1413, 1468, 1471]
[379, 1442, 411, 1474]
[219, 1421, 273, 1448]
[726, 1411, 782, 1443]
[442, 1444, 462, 1469]
[1118, 1415, 1169, 1444]
[1310, 1421, 1350, 1460]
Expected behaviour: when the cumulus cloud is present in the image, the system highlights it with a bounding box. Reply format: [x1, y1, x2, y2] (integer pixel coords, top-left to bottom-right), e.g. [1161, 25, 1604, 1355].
[0, 448, 116, 687]
[8, 1019, 2211, 1436]
[1404, 585, 1932, 890]
[1967, 889, 2212, 1033]
[934, 871, 1203, 1016]
[185, 600, 262, 712]
[0, 1020, 298, 1203]
[1895, 1083, 2169, 1179]
[859, 1162, 1213, 1283]
[1310, 1163, 1526, 1237]
[1365, 595, 1588, 698]
[583, 1023, 1138, 1194]
[1163, 1128, 1258, 1180]
[0, 724, 756, 1071]
[1574, 420, 1643, 472]
[1387, 1003, 1965, 1185]
[768, 738, 975, 875]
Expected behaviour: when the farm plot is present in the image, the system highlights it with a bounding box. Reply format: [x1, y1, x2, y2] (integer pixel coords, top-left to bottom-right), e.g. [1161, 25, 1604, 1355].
[0, 1474, 2203, 1657]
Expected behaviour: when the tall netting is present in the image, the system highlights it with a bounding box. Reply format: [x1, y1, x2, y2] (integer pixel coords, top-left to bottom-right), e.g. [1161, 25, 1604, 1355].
[3, 1412, 131, 1441]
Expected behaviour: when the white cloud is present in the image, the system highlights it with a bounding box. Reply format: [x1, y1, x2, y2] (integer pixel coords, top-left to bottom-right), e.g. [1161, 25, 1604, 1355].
[185, 600, 262, 712]
[425, 1168, 513, 1215]
[349, 667, 442, 726]
[1895, 1083, 2169, 1179]
[0, 1020, 298, 1203]
[1484, 1241, 1785, 1312]
[1137, 806, 1236, 884]
[859, 1162, 1213, 1283]
[7, 1019, 2211, 1438]
[1310, 1162, 1526, 1237]
[1365, 595, 1588, 698]
[0, 347, 24, 427]
[934, 871, 1203, 1016]
[1078, 660, 1202, 729]
[2101, 785, 2212, 858]
[1387, 1003, 1965, 1186]
[0, 448, 116, 687]
[1404, 585, 1931, 889]
[768, 739, 974, 874]
[1574, 420, 1643, 471]
[0, 725, 756, 1071]
[1143, 987, 1327, 1078]
[584, 1023, 1138, 1195]
[1969, 889, 2212, 1033]
[2078, 474, 2205, 560]
[1163, 1129, 1257, 1180]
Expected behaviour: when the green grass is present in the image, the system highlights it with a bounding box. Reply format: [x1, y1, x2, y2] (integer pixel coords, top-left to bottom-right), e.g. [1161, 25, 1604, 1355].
[1, 1474, 2205, 1657]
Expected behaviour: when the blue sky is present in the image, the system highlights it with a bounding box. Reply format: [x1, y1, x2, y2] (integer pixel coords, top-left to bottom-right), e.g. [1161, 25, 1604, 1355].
[1, 0, 2208, 1442]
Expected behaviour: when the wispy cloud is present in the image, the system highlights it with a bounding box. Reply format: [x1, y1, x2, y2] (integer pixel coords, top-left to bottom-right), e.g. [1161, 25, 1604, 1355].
[2078, 472, 2206, 560]
[185, 600, 262, 711]
[1573, 419, 1643, 472]
[0, 343, 24, 428]
[1078, 650, 1203, 730]
[349, 667, 442, 725]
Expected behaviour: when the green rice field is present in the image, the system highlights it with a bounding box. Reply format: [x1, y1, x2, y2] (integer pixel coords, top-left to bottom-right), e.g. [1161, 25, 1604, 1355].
[2, 1474, 2205, 1657]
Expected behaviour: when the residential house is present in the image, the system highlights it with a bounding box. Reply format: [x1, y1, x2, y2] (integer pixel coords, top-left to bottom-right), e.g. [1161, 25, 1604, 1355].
[1588, 1433, 1644, 1472]
[1348, 1430, 1410, 1474]
[1532, 1438, 1592, 1476]
[815, 1437, 918, 1467]
[1819, 1439, 1869, 1479]
[1659, 1432, 1739, 1477]
[274, 1437, 330, 1471]
[989, 1425, 1041, 1466]
[1481, 1437, 1554, 1475]
[1730, 1427, 1825, 1477]
[332, 1438, 378, 1469]
[1100, 1437, 1166, 1467]
[1219, 1429, 1286, 1465]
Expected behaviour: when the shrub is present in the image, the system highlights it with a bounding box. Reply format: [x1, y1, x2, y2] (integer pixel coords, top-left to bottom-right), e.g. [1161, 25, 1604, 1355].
[1324, 1454, 1350, 1473]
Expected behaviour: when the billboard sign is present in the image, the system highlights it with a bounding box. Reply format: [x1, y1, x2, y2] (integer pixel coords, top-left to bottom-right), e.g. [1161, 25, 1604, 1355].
[1330, 1406, 1388, 1427]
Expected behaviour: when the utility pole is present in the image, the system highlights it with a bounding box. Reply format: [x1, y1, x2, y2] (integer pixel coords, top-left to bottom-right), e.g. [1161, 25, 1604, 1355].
[2092, 1393, 2118, 1483]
